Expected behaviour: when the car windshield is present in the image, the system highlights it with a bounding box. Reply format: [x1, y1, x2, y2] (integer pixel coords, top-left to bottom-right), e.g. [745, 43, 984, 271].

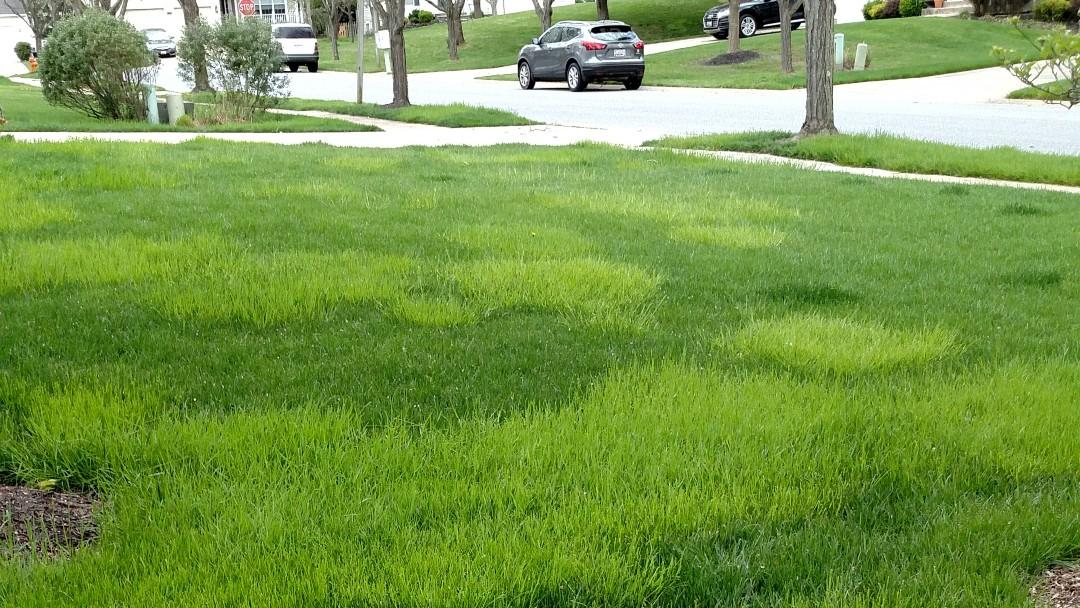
[590, 25, 634, 42]
[143, 30, 168, 40]
[275, 26, 314, 39]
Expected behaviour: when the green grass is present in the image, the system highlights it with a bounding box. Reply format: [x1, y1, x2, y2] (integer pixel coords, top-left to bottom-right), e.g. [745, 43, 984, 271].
[0, 77, 377, 132]
[278, 97, 536, 127]
[647, 131, 1080, 186]
[645, 17, 1043, 89]
[0, 139, 1078, 606]
[1007, 79, 1072, 100]
[319, 0, 719, 73]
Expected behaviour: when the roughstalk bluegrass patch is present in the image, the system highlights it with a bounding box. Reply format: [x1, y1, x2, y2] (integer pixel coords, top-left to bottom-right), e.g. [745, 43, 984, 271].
[0, 139, 1077, 607]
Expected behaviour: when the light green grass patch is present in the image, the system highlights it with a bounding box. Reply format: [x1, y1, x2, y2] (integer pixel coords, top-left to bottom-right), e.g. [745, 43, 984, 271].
[0, 197, 76, 232]
[152, 249, 415, 326]
[670, 224, 787, 249]
[730, 314, 959, 374]
[447, 223, 594, 259]
[451, 258, 661, 331]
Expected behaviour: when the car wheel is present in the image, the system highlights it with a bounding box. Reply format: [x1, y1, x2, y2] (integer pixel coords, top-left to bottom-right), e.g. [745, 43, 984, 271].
[518, 61, 535, 90]
[288, 64, 299, 72]
[307, 62, 319, 73]
[624, 76, 642, 90]
[739, 14, 759, 37]
[566, 62, 587, 92]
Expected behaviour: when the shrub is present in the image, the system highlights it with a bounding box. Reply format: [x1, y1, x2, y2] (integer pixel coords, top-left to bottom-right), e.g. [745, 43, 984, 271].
[14, 41, 32, 62]
[880, 0, 902, 17]
[174, 114, 195, 128]
[899, 0, 924, 16]
[994, 22, 1079, 108]
[862, 0, 886, 18]
[177, 17, 214, 92]
[39, 11, 156, 120]
[408, 9, 435, 25]
[1034, 0, 1073, 20]
[189, 18, 288, 122]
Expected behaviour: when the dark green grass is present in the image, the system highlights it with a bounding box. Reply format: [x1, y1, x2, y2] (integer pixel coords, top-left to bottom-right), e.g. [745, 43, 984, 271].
[0, 139, 1078, 606]
[277, 97, 536, 127]
[648, 131, 1080, 186]
[318, 0, 719, 73]
[1007, 79, 1071, 100]
[644, 18, 1042, 89]
[0, 78, 377, 132]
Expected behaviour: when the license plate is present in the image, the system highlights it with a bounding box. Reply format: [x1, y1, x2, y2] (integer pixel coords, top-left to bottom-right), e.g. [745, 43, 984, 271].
[614, 49, 627, 58]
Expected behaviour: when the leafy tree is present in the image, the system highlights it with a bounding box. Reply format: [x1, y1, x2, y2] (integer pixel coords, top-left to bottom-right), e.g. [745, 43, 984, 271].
[2, 0, 71, 54]
[39, 10, 156, 120]
[994, 23, 1079, 109]
[177, 16, 213, 92]
[199, 18, 289, 121]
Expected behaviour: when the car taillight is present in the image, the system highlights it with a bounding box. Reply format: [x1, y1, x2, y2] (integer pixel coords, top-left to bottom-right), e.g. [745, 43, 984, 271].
[634, 40, 645, 50]
[581, 40, 607, 51]
[314, 41, 319, 53]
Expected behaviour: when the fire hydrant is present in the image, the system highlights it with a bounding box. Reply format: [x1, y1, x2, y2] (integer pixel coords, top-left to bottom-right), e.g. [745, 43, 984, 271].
[28, 56, 38, 72]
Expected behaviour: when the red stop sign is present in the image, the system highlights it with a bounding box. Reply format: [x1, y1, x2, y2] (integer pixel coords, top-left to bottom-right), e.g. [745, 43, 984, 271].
[238, 0, 255, 16]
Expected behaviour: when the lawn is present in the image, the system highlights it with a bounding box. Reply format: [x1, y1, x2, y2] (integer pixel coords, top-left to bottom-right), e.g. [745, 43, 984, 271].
[318, 0, 719, 73]
[0, 78, 376, 133]
[647, 131, 1080, 186]
[1007, 78, 1073, 101]
[0, 138, 1078, 606]
[277, 98, 536, 127]
[644, 17, 1042, 89]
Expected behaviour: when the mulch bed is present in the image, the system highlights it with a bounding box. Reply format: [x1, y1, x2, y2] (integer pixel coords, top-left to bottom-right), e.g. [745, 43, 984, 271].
[1034, 565, 1080, 608]
[1, 485, 99, 557]
[702, 50, 762, 66]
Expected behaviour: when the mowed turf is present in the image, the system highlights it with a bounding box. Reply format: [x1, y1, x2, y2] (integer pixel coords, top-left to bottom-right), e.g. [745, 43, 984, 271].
[644, 18, 1042, 89]
[0, 78, 376, 133]
[0, 139, 1078, 606]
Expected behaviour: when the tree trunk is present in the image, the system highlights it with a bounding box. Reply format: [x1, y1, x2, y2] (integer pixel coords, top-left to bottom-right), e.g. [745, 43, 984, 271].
[355, 0, 365, 103]
[531, 0, 552, 31]
[596, 0, 608, 19]
[799, 0, 837, 136]
[486, 0, 497, 15]
[472, 0, 482, 17]
[779, 0, 796, 73]
[329, 2, 341, 61]
[447, 6, 460, 60]
[178, 0, 211, 91]
[728, 0, 741, 53]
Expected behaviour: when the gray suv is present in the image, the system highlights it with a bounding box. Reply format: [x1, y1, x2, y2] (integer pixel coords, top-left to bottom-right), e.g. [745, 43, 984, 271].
[517, 20, 645, 92]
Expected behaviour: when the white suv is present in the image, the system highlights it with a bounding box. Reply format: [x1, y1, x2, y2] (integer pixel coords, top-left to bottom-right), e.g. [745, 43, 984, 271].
[272, 23, 319, 73]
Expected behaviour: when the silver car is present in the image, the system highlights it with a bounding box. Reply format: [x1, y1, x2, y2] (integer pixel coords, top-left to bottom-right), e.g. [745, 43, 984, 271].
[142, 29, 176, 58]
[517, 20, 645, 92]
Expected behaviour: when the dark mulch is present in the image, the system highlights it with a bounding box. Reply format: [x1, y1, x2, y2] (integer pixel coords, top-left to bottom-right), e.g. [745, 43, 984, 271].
[702, 50, 762, 66]
[1, 485, 100, 557]
[1034, 565, 1080, 608]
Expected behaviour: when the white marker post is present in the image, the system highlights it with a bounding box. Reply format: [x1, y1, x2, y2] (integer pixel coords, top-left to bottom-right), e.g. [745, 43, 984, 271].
[854, 43, 869, 71]
[375, 30, 391, 75]
[834, 33, 845, 70]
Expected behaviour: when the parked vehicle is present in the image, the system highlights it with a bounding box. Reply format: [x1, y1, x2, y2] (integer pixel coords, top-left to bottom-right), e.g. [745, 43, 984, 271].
[702, 1, 805, 39]
[517, 20, 645, 92]
[272, 23, 319, 73]
[142, 29, 176, 58]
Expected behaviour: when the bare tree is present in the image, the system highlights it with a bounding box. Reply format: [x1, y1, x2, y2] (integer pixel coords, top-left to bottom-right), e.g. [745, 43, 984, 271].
[799, 0, 837, 136]
[426, 0, 466, 55]
[370, 0, 409, 106]
[2, 0, 66, 52]
[324, 0, 342, 60]
[530, 0, 552, 32]
[69, 0, 129, 16]
[727, 0, 741, 52]
[778, 0, 802, 73]
[485, 0, 497, 15]
[596, 0, 608, 19]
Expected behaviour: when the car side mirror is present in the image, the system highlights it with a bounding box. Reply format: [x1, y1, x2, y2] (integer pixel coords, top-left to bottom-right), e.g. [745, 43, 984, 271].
[532, 37, 540, 45]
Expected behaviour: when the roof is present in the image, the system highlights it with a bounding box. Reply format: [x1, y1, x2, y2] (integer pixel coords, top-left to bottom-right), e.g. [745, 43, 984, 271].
[553, 19, 630, 27]
[0, 0, 25, 16]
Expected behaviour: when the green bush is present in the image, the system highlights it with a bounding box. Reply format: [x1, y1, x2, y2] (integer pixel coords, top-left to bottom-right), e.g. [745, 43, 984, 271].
[408, 9, 435, 25]
[862, 0, 885, 18]
[1033, 0, 1073, 20]
[39, 11, 155, 120]
[14, 41, 32, 62]
[899, 0, 924, 16]
[177, 17, 214, 92]
[187, 18, 287, 122]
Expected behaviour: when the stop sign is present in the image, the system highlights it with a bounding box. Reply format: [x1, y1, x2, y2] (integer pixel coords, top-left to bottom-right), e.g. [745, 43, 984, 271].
[238, 0, 255, 16]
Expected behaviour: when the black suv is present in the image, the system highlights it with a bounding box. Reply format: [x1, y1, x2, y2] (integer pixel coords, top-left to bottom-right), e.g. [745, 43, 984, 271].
[703, 0, 805, 39]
